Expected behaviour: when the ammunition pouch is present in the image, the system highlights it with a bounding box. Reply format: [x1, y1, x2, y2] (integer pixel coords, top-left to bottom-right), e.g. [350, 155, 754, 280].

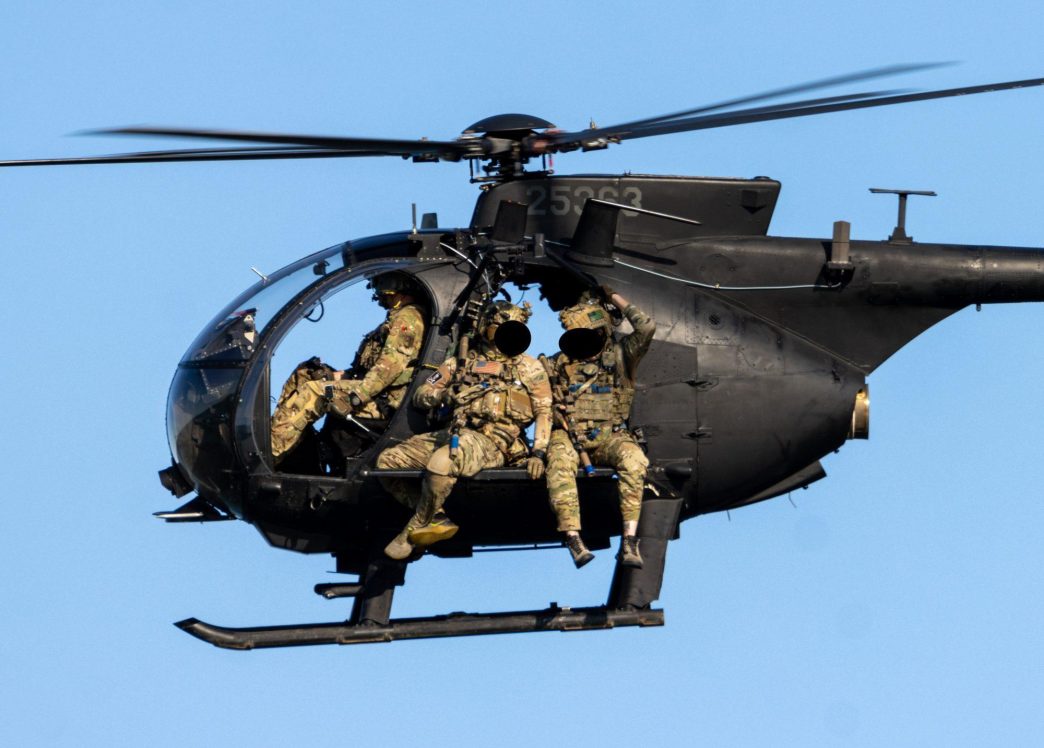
[505, 388, 534, 421]
[572, 391, 615, 424]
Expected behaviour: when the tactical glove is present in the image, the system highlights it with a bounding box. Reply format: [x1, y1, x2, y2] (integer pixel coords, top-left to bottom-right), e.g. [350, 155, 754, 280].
[451, 383, 489, 406]
[526, 450, 546, 480]
[326, 384, 362, 418]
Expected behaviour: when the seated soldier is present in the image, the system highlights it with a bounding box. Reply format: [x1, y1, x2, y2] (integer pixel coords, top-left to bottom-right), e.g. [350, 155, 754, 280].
[376, 301, 551, 560]
[543, 288, 655, 569]
[270, 272, 426, 467]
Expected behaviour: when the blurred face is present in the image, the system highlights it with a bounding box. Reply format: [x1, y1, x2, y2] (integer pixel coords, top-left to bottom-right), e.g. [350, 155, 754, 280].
[559, 327, 607, 360]
[482, 319, 532, 357]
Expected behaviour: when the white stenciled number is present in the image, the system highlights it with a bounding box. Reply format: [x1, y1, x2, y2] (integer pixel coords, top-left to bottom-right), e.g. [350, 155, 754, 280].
[527, 185, 548, 215]
[528, 183, 643, 218]
[550, 184, 571, 216]
[572, 185, 595, 216]
[622, 186, 643, 217]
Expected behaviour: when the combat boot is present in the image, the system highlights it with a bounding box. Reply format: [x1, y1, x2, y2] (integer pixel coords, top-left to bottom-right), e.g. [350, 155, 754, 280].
[565, 534, 594, 569]
[409, 512, 459, 547]
[617, 535, 643, 568]
[384, 529, 414, 560]
[406, 475, 458, 547]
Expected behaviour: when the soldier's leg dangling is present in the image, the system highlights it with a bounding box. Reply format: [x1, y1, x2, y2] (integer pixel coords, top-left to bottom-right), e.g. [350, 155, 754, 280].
[378, 434, 441, 560]
[596, 434, 649, 569]
[375, 432, 438, 509]
[545, 430, 593, 568]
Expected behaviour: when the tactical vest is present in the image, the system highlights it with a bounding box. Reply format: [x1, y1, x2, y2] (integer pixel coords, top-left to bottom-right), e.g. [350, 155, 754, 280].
[455, 352, 535, 428]
[353, 325, 384, 370]
[559, 344, 633, 428]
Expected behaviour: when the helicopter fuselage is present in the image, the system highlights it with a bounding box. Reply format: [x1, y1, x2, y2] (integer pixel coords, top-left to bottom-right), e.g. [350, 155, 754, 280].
[160, 174, 1044, 581]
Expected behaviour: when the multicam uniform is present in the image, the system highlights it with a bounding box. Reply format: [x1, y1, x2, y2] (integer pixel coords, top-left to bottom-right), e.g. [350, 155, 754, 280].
[270, 301, 426, 462]
[544, 297, 655, 532]
[377, 303, 552, 557]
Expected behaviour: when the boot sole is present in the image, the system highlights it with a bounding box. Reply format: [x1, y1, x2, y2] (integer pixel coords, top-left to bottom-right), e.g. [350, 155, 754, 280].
[573, 553, 595, 569]
[409, 523, 459, 547]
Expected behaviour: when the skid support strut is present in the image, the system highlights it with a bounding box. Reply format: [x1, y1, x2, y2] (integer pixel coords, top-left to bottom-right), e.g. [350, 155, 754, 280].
[607, 497, 683, 610]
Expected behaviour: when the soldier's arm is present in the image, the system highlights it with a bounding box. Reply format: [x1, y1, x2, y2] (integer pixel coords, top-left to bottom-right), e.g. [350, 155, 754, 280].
[353, 306, 425, 403]
[522, 358, 553, 454]
[614, 293, 656, 372]
[538, 353, 567, 429]
[413, 356, 457, 410]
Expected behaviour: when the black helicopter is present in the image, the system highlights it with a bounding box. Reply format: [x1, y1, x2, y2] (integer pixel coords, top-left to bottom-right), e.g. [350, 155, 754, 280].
[5, 64, 1044, 650]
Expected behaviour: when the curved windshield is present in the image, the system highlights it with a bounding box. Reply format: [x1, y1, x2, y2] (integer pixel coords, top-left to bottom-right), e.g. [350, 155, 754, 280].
[182, 232, 419, 364]
[181, 243, 349, 364]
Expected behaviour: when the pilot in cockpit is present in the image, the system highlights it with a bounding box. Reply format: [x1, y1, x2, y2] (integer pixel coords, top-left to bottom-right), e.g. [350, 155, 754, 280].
[269, 272, 426, 468]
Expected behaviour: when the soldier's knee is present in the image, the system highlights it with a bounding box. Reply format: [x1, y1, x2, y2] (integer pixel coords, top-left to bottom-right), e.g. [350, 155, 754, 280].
[547, 441, 578, 470]
[375, 449, 397, 469]
[426, 446, 454, 476]
[619, 445, 649, 474]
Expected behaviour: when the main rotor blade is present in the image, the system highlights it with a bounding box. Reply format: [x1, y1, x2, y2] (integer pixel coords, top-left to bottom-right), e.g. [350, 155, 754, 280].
[0, 146, 398, 167]
[86, 126, 472, 159]
[596, 61, 953, 133]
[550, 75, 1044, 148]
[546, 88, 908, 149]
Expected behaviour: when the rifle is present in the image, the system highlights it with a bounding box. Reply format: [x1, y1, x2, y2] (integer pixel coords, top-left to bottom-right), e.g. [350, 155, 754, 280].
[448, 292, 490, 458]
[551, 379, 596, 478]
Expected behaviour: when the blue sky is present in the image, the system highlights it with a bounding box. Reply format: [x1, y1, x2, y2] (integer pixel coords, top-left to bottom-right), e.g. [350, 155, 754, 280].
[3, 2, 1044, 746]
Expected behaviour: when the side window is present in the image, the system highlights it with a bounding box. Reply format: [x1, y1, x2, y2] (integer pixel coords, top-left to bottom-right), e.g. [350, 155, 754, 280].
[269, 278, 430, 476]
[269, 282, 385, 399]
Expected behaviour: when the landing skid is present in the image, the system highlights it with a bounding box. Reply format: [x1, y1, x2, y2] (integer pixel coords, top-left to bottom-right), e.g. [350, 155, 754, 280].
[175, 497, 683, 651]
[176, 605, 664, 650]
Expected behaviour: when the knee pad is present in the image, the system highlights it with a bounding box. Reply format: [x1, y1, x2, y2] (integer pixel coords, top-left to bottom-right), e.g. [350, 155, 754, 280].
[426, 445, 454, 476]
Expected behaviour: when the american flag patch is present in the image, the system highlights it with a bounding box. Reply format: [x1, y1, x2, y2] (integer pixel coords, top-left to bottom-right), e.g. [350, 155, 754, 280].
[472, 360, 503, 375]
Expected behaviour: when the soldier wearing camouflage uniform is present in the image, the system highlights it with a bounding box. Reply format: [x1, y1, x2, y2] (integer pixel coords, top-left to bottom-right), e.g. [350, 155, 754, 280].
[543, 289, 655, 569]
[270, 273, 426, 464]
[377, 301, 552, 560]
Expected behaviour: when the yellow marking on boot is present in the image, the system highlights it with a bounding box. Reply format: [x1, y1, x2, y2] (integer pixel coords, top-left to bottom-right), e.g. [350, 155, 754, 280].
[409, 518, 459, 546]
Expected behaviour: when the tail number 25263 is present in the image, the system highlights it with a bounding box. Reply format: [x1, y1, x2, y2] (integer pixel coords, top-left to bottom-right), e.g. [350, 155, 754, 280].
[526, 184, 643, 217]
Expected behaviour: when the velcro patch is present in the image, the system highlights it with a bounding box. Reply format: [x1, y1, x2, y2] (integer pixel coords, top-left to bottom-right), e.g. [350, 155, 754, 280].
[472, 360, 504, 376]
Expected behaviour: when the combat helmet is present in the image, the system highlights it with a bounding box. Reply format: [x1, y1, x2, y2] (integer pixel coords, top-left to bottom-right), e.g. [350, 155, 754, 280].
[368, 272, 419, 306]
[558, 290, 613, 333]
[558, 290, 612, 360]
[482, 300, 532, 357]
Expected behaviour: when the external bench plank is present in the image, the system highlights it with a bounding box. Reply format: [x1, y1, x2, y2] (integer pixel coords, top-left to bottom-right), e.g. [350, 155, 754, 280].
[363, 467, 617, 481]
